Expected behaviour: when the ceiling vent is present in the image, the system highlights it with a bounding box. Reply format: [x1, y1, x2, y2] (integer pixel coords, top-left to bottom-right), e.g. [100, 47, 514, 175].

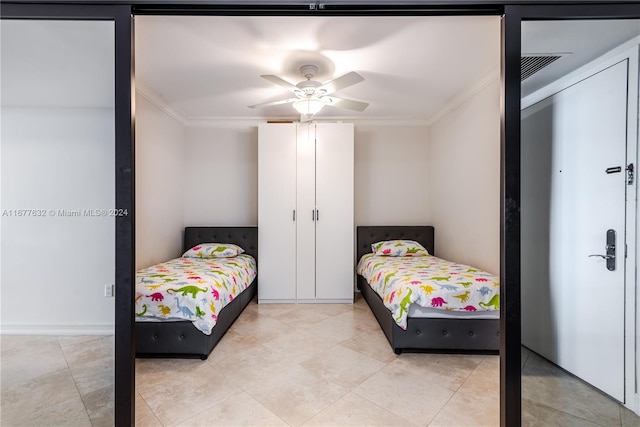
[521, 54, 563, 81]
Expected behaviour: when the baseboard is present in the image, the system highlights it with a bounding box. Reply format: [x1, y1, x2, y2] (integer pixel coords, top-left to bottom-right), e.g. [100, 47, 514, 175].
[257, 299, 297, 304]
[0, 323, 114, 335]
[296, 299, 354, 304]
[258, 299, 354, 304]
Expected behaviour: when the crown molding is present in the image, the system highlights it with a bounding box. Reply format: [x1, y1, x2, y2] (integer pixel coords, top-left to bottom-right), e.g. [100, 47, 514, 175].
[426, 65, 500, 126]
[135, 79, 188, 126]
[185, 116, 430, 128]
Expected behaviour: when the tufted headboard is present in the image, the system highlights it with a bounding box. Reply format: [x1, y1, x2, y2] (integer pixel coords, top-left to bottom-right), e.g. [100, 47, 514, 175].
[184, 227, 258, 263]
[356, 226, 435, 263]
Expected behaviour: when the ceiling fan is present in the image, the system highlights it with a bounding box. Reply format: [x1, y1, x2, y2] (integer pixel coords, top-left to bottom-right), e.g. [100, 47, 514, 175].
[248, 65, 369, 119]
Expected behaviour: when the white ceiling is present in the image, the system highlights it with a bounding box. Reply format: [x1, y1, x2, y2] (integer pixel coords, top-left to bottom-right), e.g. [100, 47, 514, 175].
[1, 20, 115, 108]
[2, 17, 637, 118]
[522, 20, 640, 97]
[134, 15, 501, 124]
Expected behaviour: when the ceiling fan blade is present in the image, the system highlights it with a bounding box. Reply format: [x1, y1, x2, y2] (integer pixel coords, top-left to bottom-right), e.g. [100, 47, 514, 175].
[248, 97, 297, 109]
[324, 96, 369, 112]
[261, 75, 300, 93]
[320, 71, 364, 95]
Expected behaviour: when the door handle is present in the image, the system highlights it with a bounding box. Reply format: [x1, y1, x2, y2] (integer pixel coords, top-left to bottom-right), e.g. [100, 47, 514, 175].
[293, 210, 296, 221]
[316, 209, 319, 221]
[312, 210, 315, 221]
[588, 229, 616, 271]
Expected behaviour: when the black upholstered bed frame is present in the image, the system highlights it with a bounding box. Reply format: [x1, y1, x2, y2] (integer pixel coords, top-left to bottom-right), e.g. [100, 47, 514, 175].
[357, 226, 499, 354]
[136, 226, 258, 360]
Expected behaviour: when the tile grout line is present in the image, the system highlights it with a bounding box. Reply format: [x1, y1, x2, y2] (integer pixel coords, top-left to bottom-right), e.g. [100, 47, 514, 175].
[158, 362, 246, 427]
[618, 405, 623, 427]
[135, 390, 165, 427]
[424, 384, 458, 427]
[350, 386, 420, 427]
[296, 348, 392, 425]
[56, 335, 93, 425]
[523, 398, 613, 427]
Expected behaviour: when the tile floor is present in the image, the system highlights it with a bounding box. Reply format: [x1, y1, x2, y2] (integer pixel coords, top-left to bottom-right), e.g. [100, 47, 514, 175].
[1, 294, 639, 427]
[1, 334, 114, 426]
[521, 347, 639, 427]
[134, 295, 499, 427]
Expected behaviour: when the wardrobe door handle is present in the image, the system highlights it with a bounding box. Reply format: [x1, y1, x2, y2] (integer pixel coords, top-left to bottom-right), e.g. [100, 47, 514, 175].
[316, 209, 319, 221]
[312, 210, 315, 221]
[293, 210, 296, 221]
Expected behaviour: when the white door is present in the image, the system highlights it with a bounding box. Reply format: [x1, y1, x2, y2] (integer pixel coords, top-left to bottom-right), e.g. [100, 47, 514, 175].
[296, 123, 316, 300]
[548, 61, 627, 401]
[258, 124, 297, 301]
[315, 123, 354, 301]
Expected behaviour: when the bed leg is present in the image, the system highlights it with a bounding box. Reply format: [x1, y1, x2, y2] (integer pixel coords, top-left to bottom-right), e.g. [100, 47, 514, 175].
[200, 354, 208, 361]
[394, 348, 402, 355]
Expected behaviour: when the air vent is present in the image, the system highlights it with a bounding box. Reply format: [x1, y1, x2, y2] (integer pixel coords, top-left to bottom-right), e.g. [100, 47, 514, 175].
[521, 55, 562, 81]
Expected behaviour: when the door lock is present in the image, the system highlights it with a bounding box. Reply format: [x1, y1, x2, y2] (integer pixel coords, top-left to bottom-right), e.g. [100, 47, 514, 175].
[588, 229, 616, 271]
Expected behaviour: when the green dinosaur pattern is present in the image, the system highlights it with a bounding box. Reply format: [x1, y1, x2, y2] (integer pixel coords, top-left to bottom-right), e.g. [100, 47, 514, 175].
[136, 254, 257, 335]
[479, 294, 500, 310]
[357, 252, 500, 330]
[395, 289, 414, 323]
[383, 271, 397, 288]
[136, 304, 147, 317]
[166, 285, 208, 298]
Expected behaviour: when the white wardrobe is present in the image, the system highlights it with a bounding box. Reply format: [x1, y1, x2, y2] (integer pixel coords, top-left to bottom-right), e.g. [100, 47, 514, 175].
[258, 122, 354, 303]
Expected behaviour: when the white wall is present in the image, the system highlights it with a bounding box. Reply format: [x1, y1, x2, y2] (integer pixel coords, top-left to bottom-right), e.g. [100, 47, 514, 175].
[354, 126, 431, 225]
[181, 125, 431, 228]
[428, 79, 501, 275]
[1, 107, 115, 333]
[135, 94, 186, 269]
[183, 126, 258, 226]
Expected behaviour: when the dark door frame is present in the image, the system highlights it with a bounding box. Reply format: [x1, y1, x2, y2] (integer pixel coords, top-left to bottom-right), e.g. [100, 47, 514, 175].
[0, 3, 136, 425]
[502, 4, 640, 426]
[3, 1, 639, 426]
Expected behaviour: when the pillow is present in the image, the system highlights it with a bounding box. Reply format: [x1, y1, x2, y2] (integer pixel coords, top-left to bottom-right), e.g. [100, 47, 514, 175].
[182, 243, 245, 258]
[371, 240, 429, 257]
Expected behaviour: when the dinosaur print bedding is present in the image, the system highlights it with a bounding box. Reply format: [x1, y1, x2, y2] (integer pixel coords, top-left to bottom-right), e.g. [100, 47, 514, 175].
[135, 254, 257, 334]
[357, 254, 500, 330]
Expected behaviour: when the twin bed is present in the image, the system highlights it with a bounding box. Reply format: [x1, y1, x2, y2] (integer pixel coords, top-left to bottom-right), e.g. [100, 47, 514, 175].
[356, 226, 500, 354]
[135, 227, 257, 360]
[135, 225, 498, 359]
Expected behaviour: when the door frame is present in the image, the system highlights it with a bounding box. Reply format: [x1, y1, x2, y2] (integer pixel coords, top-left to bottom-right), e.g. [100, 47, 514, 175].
[503, 4, 640, 425]
[0, 3, 136, 425]
[2, 1, 639, 426]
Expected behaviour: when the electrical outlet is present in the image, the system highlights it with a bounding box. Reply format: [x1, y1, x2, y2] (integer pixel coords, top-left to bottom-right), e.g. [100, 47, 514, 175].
[104, 284, 114, 297]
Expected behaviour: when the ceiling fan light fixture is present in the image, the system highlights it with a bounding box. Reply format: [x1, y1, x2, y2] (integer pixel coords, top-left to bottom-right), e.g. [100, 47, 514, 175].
[293, 98, 325, 116]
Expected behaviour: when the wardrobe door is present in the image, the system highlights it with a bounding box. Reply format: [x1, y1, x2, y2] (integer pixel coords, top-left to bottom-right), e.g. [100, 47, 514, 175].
[314, 123, 354, 301]
[296, 123, 316, 300]
[258, 124, 297, 301]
